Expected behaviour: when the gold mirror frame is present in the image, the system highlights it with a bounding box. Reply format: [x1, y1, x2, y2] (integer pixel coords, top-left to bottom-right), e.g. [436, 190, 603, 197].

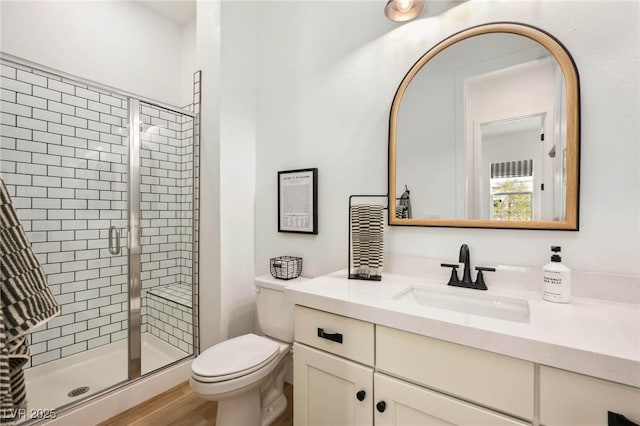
[388, 22, 580, 230]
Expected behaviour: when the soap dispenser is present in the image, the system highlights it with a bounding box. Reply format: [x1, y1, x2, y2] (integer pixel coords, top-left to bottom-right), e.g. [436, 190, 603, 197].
[542, 246, 571, 303]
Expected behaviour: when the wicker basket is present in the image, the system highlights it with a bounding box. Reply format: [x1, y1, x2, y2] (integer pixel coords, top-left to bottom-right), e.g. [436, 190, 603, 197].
[270, 256, 302, 280]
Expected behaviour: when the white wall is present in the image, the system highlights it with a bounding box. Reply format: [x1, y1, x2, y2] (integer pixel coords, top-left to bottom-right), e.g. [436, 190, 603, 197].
[196, 0, 222, 350]
[0, 1, 183, 106]
[219, 1, 257, 340]
[196, 0, 258, 347]
[181, 19, 198, 107]
[253, 0, 640, 278]
[254, 1, 397, 278]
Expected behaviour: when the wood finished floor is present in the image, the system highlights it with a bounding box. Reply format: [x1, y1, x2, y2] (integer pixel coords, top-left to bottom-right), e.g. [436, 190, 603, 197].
[98, 382, 293, 426]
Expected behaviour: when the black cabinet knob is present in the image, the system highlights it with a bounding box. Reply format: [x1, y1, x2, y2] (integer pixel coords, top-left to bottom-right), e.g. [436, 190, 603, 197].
[356, 390, 366, 401]
[376, 401, 386, 413]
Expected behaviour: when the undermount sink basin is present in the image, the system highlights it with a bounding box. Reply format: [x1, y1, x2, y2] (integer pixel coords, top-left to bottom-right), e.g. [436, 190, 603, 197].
[392, 285, 530, 323]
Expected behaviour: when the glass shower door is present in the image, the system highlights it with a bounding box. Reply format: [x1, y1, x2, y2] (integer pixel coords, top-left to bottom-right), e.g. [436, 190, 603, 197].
[136, 101, 194, 374]
[0, 59, 131, 412]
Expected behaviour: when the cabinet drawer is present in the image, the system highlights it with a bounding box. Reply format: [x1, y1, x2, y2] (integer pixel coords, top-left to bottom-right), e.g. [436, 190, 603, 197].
[376, 326, 534, 420]
[540, 366, 640, 426]
[294, 306, 374, 366]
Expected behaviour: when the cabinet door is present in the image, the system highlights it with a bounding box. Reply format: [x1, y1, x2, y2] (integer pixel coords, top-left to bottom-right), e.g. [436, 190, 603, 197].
[374, 373, 529, 426]
[540, 366, 640, 426]
[294, 342, 373, 426]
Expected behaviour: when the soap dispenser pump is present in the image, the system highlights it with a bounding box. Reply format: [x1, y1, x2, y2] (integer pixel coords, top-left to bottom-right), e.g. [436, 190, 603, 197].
[542, 246, 571, 303]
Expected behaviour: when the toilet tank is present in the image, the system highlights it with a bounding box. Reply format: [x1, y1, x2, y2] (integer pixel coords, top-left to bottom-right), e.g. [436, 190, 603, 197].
[255, 275, 307, 342]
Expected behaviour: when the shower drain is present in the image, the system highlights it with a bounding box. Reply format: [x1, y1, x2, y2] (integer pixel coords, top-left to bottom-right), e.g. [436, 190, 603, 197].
[67, 386, 90, 398]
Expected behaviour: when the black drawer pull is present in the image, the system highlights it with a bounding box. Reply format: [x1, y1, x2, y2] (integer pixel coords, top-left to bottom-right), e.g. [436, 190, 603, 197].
[356, 390, 366, 401]
[317, 328, 343, 344]
[376, 401, 387, 413]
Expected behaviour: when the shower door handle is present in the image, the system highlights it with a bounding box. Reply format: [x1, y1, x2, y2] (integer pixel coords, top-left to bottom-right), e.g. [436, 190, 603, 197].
[108, 226, 121, 255]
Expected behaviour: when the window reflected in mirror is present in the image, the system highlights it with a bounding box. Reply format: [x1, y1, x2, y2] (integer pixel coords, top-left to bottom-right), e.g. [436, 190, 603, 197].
[490, 174, 534, 221]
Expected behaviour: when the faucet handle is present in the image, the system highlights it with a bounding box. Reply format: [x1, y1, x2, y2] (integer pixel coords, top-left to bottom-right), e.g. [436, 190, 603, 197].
[441, 263, 460, 286]
[474, 266, 495, 290]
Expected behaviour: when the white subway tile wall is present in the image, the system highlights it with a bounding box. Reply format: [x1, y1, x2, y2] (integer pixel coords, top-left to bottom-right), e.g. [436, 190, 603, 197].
[138, 101, 194, 356]
[0, 59, 200, 367]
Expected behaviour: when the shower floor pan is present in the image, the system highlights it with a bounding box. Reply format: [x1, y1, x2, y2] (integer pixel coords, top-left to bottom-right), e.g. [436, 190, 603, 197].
[22, 332, 188, 417]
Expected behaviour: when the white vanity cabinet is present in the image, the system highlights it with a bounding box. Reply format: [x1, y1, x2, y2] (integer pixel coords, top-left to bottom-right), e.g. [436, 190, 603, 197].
[293, 306, 530, 426]
[293, 305, 640, 426]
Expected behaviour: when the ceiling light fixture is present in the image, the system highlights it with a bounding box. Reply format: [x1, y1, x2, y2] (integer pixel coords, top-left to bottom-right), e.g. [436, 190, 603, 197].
[384, 0, 425, 22]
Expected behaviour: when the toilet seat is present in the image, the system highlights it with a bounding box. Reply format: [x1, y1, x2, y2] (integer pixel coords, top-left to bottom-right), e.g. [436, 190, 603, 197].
[192, 334, 280, 383]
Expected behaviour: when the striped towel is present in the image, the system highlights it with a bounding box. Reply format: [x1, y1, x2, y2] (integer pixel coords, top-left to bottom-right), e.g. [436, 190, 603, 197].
[1, 177, 60, 425]
[351, 204, 384, 279]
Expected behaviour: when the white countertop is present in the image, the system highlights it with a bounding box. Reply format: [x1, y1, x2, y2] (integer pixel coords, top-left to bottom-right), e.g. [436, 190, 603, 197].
[285, 270, 640, 387]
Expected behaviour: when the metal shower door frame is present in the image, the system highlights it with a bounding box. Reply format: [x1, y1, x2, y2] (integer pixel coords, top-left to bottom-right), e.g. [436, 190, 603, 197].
[127, 99, 142, 379]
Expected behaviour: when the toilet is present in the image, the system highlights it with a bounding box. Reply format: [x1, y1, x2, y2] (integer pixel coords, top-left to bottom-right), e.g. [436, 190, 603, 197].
[190, 275, 305, 426]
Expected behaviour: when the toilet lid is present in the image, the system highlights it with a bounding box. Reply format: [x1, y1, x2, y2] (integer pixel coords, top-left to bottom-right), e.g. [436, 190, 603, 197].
[192, 334, 280, 382]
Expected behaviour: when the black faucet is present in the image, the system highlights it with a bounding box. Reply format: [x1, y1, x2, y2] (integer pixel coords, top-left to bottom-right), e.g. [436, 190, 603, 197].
[440, 244, 495, 290]
[459, 244, 473, 285]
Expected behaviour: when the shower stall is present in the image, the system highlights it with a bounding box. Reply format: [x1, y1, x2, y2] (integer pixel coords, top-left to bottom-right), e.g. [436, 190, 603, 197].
[0, 55, 200, 419]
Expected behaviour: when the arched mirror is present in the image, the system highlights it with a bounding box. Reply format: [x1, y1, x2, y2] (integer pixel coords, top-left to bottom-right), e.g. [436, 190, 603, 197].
[389, 23, 580, 230]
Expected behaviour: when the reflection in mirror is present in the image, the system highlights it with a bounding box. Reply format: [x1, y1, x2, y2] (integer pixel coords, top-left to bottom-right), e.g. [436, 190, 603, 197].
[482, 116, 543, 221]
[390, 23, 579, 229]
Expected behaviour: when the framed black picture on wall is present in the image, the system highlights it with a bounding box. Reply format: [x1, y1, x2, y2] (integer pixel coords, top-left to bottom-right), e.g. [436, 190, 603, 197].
[278, 168, 318, 234]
